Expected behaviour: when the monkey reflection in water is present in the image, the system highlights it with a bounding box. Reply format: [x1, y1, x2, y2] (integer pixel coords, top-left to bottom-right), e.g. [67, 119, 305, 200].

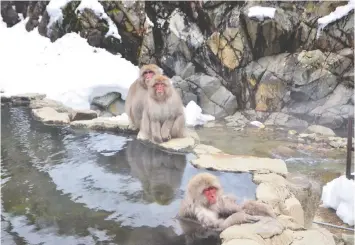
[126, 140, 186, 205]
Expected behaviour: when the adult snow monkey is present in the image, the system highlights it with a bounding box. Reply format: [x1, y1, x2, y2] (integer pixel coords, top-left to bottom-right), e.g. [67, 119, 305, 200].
[178, 173, 276, 230]
[139, 75, 185, 143]
[125, 64, 163, 130]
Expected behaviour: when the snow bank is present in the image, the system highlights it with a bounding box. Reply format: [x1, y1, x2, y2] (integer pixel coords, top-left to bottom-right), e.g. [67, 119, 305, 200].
[317, 0, 355, 38]
[1, 20, 214, 126]
[76, 0, 121, 40]
[1, 19, 136, 110]
[247, 6, 276, 21]
[321, 175, 355, 226]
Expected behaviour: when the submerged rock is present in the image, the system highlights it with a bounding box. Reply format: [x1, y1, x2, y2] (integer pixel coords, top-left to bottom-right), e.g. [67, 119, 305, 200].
[32, 107, 70, 125]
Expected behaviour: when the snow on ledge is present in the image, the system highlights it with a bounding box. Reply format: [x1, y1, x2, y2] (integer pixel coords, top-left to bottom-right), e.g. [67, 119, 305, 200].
[76, 0, 121, 40]
[46, 0, 73, 35]
[247, 6, 276, 21]
[317, 0, 355, 38]
[321, 175, 354, 226]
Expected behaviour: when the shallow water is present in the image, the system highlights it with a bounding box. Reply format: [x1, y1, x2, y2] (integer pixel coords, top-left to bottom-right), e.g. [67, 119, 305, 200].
[1, 106, 256, 245]
[196, 125, 351, 185]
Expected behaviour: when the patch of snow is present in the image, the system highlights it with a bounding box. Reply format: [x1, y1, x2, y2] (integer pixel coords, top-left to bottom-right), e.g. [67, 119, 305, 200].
[76, 0, 121, 40]
[145, 14, 154, 28]
[321, 175, 354, 226]
[247, 6, 276, 21]
[1, 20, 214, 127]
[1, 17, 6, 28]
[157, 18, 166, 27]
[317, 0, 355, 38]
[46, 0, 73, 35]
[168, 9, 204, 48]
[185, 101, 215, 126]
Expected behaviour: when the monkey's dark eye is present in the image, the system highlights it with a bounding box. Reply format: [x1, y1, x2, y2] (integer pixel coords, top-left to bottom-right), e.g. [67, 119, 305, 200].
[143, 70, 154, 75]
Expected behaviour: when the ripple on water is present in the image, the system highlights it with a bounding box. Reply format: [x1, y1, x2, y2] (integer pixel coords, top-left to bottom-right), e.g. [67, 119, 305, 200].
[1, 106, 257, 245]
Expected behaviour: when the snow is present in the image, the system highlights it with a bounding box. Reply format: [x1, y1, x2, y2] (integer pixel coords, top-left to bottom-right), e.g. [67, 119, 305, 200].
[185, 101, 215, 126]
[76, 0, 121, 40]
[321, 175, 355, 226]
[168, 9, 204, 48]
[145, 14, 154, 28]
[247, 6, 276, 21]
[46, 0, 73, 35]
[317, 0, 355, 38]
[1, 19, 214, 127]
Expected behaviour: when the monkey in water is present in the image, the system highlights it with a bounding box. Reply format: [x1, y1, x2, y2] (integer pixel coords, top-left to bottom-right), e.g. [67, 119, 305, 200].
[125, 64, 163, 130]
[178, 173, 276, 230]
[139, 75, 186, 144]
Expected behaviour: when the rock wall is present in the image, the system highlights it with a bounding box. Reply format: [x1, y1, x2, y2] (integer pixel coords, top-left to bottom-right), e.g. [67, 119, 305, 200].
[1, 0, 354, 129]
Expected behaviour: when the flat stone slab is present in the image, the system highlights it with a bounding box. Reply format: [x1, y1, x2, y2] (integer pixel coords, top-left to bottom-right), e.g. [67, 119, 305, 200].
[32, 107, 70, 125]
[30, 98, 73, 113]
[159, 137, 196, 152]
[70, 116, 135, 132]
[191, 153, 288, 176]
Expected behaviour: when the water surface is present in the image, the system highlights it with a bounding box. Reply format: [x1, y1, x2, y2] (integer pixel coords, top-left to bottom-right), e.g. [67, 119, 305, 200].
[1, 106, 256, 245]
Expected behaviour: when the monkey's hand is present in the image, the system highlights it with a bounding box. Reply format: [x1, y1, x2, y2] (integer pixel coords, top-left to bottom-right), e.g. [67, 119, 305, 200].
[223, 212, 260, 227]
[161, 128, 171, 142]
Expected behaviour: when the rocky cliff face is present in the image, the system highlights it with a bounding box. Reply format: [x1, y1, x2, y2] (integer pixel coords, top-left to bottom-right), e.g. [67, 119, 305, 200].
[2, 1, 354, 129]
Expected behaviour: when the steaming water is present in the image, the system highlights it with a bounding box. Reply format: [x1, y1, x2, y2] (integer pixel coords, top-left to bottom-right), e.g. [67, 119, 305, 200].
[1, 106, 256, 245]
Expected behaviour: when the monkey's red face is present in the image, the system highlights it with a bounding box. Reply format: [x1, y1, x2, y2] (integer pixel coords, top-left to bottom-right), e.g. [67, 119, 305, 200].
[143, 70, 155, 80]
[203, 187, 217, 204]
[154, 82, 165, 95]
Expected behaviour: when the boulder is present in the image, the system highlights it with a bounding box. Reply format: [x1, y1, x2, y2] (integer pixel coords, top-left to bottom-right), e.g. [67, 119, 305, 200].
[264, 112, 308, 128]
[286, 173, 322, 229]
[306, 125, 335, 136]
[30, 98, 73, 113]
[187, 74, 238, 118]
[32, 107, 70, 125]
[70, 110, 98, 121]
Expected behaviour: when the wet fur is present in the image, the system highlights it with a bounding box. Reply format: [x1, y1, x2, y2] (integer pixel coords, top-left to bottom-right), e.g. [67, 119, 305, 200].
[125, 64, 163, 129]
[139, 75, 185, 143]
[178, 173, 276, 230]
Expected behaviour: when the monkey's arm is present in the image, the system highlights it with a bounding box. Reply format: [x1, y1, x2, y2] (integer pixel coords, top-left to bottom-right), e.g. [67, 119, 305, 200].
[241, 200, 276, 218]
[150, 119, 163, 143]
[195, 207, 258, 230]
[171, 113, 186, 138]
[161, 119, 174, 142]
[139, 108, 151, 140]
[212, 195, 243, 214]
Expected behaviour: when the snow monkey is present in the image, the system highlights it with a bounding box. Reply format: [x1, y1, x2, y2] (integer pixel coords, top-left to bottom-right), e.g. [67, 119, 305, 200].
[139, 75, 186, 144]
[178, 173, 276, 230]
[125, 64, 163, 129]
